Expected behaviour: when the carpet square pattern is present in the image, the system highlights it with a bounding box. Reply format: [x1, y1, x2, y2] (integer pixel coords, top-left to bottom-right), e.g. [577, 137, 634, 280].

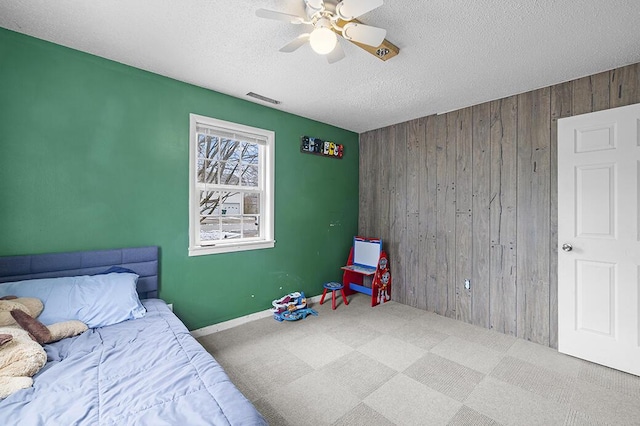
[198, 294, 640, 425]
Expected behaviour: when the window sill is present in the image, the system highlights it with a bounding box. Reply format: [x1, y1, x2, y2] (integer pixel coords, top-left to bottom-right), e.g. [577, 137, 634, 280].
[188, 240, 275, 256]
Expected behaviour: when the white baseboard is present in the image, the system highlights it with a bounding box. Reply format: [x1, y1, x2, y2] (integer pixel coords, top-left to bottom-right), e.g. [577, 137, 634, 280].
[190, 294, 323, 338]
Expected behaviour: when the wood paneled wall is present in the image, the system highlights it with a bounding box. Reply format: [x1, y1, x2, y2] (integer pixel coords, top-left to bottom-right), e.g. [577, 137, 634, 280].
[359, 63, 640, 348]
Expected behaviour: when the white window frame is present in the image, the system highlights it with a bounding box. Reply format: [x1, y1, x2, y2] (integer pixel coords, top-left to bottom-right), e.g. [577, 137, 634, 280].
[188, 113, 275, 256]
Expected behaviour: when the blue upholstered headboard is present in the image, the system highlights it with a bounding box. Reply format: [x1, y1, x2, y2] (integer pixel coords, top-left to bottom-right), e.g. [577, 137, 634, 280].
[0, 246, 159, 299]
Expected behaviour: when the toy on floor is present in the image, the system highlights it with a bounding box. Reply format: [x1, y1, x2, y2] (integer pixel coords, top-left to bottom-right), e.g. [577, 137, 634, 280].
[274, 308, 318, 322]
[271, 292, 318, 322]
[271, 291, 306, 314]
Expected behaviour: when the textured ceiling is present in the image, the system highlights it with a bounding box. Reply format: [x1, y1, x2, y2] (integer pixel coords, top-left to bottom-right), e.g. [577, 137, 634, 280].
[1, 0, 640, 133]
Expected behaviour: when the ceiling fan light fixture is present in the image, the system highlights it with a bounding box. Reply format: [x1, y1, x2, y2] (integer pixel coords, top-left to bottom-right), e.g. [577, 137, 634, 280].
[309, 25, 337, 55]
[256, 0, 393, 63]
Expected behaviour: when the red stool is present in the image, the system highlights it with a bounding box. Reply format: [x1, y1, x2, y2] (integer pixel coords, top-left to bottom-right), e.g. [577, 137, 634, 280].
[320, 282, 349, 310]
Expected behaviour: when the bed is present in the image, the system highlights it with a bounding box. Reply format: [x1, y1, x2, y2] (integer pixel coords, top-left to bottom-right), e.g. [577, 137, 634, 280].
[0, 246, 266, 425]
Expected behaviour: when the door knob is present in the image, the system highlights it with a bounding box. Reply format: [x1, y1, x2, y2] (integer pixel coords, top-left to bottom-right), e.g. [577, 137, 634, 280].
[562, 243, 573, 252]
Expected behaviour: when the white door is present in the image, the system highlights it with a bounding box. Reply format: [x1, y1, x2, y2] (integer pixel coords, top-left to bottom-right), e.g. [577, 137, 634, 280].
[558, 102, 640, 376]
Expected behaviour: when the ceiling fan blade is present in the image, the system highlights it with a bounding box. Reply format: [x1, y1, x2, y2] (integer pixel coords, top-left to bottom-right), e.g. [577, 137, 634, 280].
[341, 22, 386, 47]
[327, 41, 345, 64]
[336, 0, 383, 20]
[305, 0, 325, 13]
[256, 9, 305, 24]
[279, 34, 310, 53]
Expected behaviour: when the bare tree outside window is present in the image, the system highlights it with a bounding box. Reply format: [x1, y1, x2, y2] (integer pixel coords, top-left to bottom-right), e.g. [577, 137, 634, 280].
[197, 134, 261, 240]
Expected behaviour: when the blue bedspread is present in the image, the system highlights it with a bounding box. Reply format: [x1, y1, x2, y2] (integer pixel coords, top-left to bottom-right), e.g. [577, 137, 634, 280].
[1, 299, 266, 425]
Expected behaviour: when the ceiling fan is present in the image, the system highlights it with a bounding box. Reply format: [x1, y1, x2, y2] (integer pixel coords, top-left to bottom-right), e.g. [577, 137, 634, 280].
[256, 0, 397, 63]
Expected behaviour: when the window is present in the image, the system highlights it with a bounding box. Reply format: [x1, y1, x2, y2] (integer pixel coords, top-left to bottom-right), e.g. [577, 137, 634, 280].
[189, 114, 274, 256]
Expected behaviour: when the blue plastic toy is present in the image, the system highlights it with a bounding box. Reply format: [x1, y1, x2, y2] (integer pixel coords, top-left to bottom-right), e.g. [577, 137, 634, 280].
[273, 307, 318, 322]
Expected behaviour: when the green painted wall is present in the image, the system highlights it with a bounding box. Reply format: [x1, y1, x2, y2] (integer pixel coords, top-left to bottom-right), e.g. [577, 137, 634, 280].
[0, 28, 359, 330]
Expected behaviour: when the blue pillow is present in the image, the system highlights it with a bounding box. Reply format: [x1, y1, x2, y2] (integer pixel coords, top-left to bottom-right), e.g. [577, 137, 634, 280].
[94, 266, 138, 275]
[0, 273, 146, 328]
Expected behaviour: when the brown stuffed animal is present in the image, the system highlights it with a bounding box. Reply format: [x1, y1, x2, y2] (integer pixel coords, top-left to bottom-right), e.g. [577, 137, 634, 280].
[0, 296, 44, 327]
[0, 327, 47, 399]
[0, 296, 88, 399]
[11, 310, 87, 344]
[0, 295, 88, 344]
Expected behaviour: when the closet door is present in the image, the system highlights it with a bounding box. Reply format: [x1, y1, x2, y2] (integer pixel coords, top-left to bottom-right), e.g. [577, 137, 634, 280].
[558, 102, 640, 376]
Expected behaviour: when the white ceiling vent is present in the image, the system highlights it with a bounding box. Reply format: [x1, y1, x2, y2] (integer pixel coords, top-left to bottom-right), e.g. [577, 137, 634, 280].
[246, 92, 281, 105]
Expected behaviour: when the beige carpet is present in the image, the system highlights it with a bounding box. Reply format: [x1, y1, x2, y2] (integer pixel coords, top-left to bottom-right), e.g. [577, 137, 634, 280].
[197, 293, 640, 426]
